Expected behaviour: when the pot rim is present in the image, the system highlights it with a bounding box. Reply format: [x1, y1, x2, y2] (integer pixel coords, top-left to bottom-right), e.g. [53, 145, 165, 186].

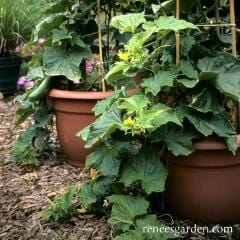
[49, 88, 138, 100]
[193, 134, 240, 150]
[49, 89, 115, 100]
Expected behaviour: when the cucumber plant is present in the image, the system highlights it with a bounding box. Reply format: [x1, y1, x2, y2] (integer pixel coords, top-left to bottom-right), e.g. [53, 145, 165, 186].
[44, 4, 240, 239]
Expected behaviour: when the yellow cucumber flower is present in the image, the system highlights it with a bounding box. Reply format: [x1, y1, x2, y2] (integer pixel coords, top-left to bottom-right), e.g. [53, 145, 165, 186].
[90, 168, 98, 180]
[118, 50, 129, 61]
[124, 116, 135, 126]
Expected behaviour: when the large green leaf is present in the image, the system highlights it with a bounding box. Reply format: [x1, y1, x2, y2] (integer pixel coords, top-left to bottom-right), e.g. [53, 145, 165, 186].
[181, 35, 196, 56]
[43, 46, 90, 81]
[151, 103, 181, 128]
[178, 107, 235, 137]
[111, 12, 146, 33]
[78, 103, 122, 148]
[108, 195, 149, 231]
[189, 88, 222, 114]
[119, 94, 150, 113]
[121, 103, 181, 135]
[33, 14, 66, 41]
[44, 0, 68, 14]
[179, 60, 198, 79]
[52, 28, 72, 43]
[93, 90, 125, 116]
[86, 144, 121, 176]
[153, 125, 198, 156]
[141, 71, 175, 96]
[151, 16, 197, 32]
[197, 55, 240, 100]
[125, 29, 155, 52]
[177, 78, 198, 88]
[197, 55, 229, 72]
[120, 151, 168, 194]
[217, 64, 240, 101]
[26, 66, 44, 80]
[105, 62, 131, 84]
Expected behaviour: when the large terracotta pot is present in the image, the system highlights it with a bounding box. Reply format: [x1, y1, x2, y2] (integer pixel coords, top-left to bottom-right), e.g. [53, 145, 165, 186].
[165, 135, 240, 224]
[49, 89, 114, 167]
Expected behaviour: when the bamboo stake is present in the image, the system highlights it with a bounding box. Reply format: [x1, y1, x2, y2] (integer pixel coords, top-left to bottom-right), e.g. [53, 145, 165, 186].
[230, 0, 237, 57]
[175, 0, 180, 65]
[229, 0, 240, 130]
[196, 23, 236, 27]
[215, 0, 220, 35]
[228, 0, 239, 130]
[97, 0, 106, 92]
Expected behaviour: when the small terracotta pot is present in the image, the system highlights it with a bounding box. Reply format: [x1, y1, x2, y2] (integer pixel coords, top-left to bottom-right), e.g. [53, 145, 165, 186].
[49, 88, 137, 167]
[165, 135, 240, 224]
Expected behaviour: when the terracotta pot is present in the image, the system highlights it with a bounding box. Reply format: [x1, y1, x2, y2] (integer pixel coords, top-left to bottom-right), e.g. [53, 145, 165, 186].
[165, 135, 240, 224]
[49, 89, 114, 167]
[49, 88, 137, 167]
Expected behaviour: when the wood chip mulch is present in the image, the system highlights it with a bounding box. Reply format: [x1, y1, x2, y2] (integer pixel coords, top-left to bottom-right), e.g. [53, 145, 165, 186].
[0, 96, 110, 240]
[0, 95, 240, 240]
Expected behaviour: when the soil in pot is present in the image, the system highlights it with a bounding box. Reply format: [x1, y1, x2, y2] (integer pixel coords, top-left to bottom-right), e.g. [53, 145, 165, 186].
[165, 136, 240, 224]
[0, 56, 22, 95]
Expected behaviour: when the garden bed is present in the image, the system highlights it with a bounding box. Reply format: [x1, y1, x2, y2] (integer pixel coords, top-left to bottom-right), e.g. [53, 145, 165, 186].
[1, 96, 240, 240]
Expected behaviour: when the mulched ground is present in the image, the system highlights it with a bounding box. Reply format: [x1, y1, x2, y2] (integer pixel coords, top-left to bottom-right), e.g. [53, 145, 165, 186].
[0, 95, 240, 240]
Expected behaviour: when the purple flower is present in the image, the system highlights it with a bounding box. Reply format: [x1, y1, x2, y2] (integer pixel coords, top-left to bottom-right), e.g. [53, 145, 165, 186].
[17, 76, 34, 89]
[15, 45, 21, 53]
[85, 60, 94, 74]
[24, 81, 34, 89]
[18, 76, 27, 85]
[38, 37, 46, 45]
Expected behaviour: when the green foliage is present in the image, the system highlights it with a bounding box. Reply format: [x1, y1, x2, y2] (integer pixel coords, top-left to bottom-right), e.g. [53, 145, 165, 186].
[78, 103, 122, 148]
[119, 94, 150, 113]
[108, 195, 149, 231]
[43, 46, 91, 81]
[153, 125, 198, 156]
[141, 71, 175, 96]
[120, 151, 168, 194]
[13, 0, 120, 165]
[44, 3, 240, 240]
[86, 142, 133, 176]
[189, 88, 222, 114]
[42, 185, 78, 222]
[107, 13, 196, 84]
[12, 101, 53, 166]
[111, 12, 146, 33]
[78, 177, 113, 208]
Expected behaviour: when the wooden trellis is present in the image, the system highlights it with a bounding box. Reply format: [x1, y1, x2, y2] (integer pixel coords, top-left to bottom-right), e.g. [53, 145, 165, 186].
[175, 0, 237, 64]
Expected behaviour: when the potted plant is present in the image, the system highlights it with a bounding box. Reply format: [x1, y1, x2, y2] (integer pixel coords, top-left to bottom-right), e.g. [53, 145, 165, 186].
[86, 4, 240, 224]
[68, 6, 240, 226]
[41, 3, 240, 239]
[12, 0, 139, 167]
[0, 0, 47, 95]
[42, 12, 199, 240]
